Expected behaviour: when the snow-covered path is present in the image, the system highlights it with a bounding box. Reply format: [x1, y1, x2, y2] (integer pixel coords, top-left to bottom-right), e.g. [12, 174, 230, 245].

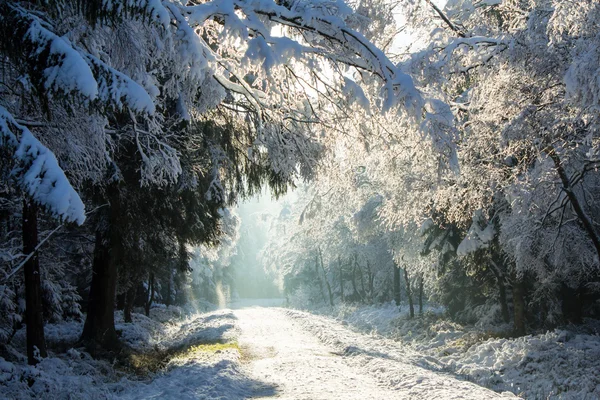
[235, 307, 517, 399]
[237, 308, 392, 399]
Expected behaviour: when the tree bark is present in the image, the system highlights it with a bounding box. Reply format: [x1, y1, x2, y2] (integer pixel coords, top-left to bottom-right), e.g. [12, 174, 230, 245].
[318, 248, 334, 307]
[418, 274, 424, 315]
[315, 254, 327, 305]
[490, 261, 510, 323]
[338, 256, 344, 303]
[359, 260, 366, 297]
[512, 275, 526, 336]
[22, 199, 47, 365]
[82, 185, 122, 351]
[393, 265, 401, 306]
[124, 284, 136, 323]
[145, 272, 155, 317]
[351, 253, 364, 302]
[350, 262, 359, 301]
[166, 276, 171, 307]
[81, 228, 119, 350]
[367, 261, 374, 302]
[560, 283, 583, 324]
[404, 268, 414, 319]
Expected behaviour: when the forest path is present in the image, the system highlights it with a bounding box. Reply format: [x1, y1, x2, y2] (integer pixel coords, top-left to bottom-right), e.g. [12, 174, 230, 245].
[235, 307, 517, 400]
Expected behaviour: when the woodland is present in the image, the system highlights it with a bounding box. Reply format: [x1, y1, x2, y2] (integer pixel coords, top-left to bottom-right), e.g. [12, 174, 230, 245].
[0, 0, 599, 390]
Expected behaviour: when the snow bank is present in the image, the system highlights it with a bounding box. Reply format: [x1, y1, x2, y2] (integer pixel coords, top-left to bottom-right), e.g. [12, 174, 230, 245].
[284, 308, 516, 399]
[315, 302, 600, 399]
[446, 329, 600, 398]
[0, 307, 241, 399]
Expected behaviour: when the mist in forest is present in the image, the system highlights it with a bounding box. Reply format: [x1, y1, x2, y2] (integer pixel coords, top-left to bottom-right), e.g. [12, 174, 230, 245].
[230, 190, 295, 299]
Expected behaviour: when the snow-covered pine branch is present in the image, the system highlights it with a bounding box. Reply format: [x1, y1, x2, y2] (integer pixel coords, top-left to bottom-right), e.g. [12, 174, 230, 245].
[0, 106, 85, 225]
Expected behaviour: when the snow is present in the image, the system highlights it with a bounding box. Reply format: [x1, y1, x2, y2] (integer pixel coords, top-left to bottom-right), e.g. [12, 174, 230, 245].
[0, 306, 242, 399]
[2, 304, 597, 399]
[23, 16, 98, 100]
[185, 0, 425, 117]
[244, 36, 304, 73]
[85, 55, 156, 115]
[457, 210, 494, 256]
[343, 77, 371, 110]
[290, 309, 516, 398]
[324, 302, 600, 399]
[0, 106, 86, 224]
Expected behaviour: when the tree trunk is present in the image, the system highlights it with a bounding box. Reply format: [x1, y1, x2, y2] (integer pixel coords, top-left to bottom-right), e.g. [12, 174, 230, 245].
[166, 276, 171, 307]
[512, 275, 526, 336]
[315, 254, 327, 305]
[351, 253, 364, 302]
[560, 283, 583, 324]
[418, 274, 424, 315]
[82, 186, 122, 351]
[404, 268, 414, 319]
[124, 285, 136, 323]
[22, 200, 47, 365]
[393, 265, 401, 306]
[490, 260, 510, 323]
[178, 239, 188, 272]
[318, 248, 334, 307]
[81, 228, 119, 350]
[359, 261, 366, 297]
[145, 272, 155, 317]
[367, 261, 374, 302]
[350, 263, 359, 301]
[338, 256, 344, 303]
[546, 146, 600, 265]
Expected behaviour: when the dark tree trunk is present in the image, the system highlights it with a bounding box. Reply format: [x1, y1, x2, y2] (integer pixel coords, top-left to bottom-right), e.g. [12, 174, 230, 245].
[404, 268, 414, 319]
[82, 185, 122, 351]
[512, 275, 526, 336]
[367, 261, 374, 302]
[318, 248, 334, 307]
[350, 263, 359, 301]
[490, 261, 510, 323]
[418, 274, 424, 315]
[116, 293, 125, 311]
[145, 272, 155, 317]
[22, 200, 47, 365]
[166, 277, 171, 307]
[393, 265, 401, 306]
[359, 261, 366, 297]
[351, 254, 364, 302]
[315, 254, 327, 304]
[498, 279, 510, 323]
[178, 239, 188, 272]
[124, 285, 137, 323]
[338, 256, 344, 303]
[81, 228, 119, 350]
[560, 284, 583, 324]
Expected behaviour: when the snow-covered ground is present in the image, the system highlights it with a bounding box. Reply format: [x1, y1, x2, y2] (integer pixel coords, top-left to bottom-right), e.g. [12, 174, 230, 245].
[0, 306, 244, 399]
[1, 302, 597, 399]
[229, 298, 286, 309]
[237, 307, 514, 399]
[323, 302, 600, 399]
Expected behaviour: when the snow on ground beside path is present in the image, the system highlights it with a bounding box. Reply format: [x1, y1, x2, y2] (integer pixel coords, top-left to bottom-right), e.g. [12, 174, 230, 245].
[2, 302, 597, 399]
[320, 302, 600, 399]
[0, 306, 245, 399]
[237, 307, 515, 399]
